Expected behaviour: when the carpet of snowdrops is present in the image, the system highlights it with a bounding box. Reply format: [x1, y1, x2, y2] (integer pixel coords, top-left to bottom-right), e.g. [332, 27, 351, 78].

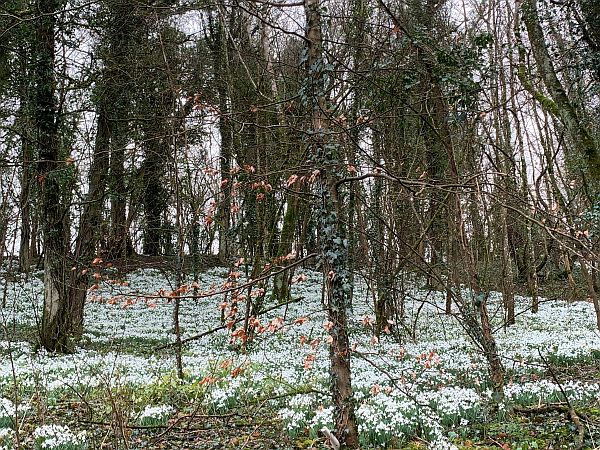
[1, 264, 599, 449]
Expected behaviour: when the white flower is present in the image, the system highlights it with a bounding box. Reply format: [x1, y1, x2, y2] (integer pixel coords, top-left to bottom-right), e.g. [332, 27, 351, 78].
[139, 404, 174, 425]
[33, 424, 86, 449]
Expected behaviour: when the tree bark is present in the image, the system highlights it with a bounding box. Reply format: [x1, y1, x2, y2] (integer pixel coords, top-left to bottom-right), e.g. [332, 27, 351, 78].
[17, 39, 35, 273]
[68, 105, 111, 337]
[580, 258, 600, 331]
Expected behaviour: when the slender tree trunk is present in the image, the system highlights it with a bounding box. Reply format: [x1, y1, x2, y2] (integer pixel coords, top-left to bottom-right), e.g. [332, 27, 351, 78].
[211, 8, 234, 263]
[372, 138, 390, 333]
[172, 122, 184, 379]
[272, 195, 297, 301]
[17, 42, 35, 273]
[304, 0, 359, 446]
[68, 105, 111, 338]
[501, 201, 515, 325]
[19, 136, 34, 272]
[580, 258, 600, 330]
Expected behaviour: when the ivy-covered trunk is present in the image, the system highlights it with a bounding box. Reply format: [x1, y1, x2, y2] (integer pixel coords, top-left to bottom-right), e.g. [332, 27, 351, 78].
[68, 102, 111, 339]
[304, 0, 359, 447]
[35, 0, 75, 352]
[210, 7, 234, 264]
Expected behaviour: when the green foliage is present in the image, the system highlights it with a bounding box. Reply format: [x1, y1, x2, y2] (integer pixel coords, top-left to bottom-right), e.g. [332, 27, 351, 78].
[583, 197, 600, 236]
[0, 52, 9, 95]
[433, 32, 494, 112]
[136, 371, 205, 407]
[0, 416, 12, 430]
[47, 164, 77, 192]
[298, 53, 334, 109]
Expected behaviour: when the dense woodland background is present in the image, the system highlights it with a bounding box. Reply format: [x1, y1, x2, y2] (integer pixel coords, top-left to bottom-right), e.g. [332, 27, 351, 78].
[0, 0, 599, 446]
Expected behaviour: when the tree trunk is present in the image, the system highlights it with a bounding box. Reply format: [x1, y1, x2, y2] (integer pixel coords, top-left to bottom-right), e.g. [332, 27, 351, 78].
[501, 201, 515, 325]
[141, 137, 168, 256]
[68, 105, 111, 337]
[271, 194, 297, 302]
[108, 125, 130, 257]
[17, 41, 35, 273]
[211, 8, 234, 263]
[102, 0, 137, 259]
[304, 0, 359, 446]
[36, 0, 74, 353]
[580, 258, 600, 331]
[519, 0, 600, 182]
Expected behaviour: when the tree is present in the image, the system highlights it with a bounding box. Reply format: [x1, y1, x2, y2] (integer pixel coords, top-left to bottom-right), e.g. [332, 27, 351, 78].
[519, 0, 600, 182]
[35, 0, 78, 352]
[96, 0, 142, 258]
[304, 0, 359, 446]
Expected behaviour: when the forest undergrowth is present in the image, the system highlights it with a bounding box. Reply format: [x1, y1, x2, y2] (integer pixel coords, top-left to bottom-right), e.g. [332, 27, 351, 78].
[0, 260, 599, 449]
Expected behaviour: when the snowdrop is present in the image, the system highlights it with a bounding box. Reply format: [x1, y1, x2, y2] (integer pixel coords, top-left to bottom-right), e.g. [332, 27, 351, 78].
[0, 428, 13, 450]
[309, 405, 334, 431]
[0, 399, 13, 428]
[504, 379, 600, 405]
[0, 397, 29, 428]
[33, 424, 86, 450]
[138, 404, 174, 426]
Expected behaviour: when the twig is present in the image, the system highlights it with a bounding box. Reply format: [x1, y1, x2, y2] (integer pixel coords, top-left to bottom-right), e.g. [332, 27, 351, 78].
[78, 419, 167, 430]
[153, 410, 246, 441]
[155, 296, 303, 349]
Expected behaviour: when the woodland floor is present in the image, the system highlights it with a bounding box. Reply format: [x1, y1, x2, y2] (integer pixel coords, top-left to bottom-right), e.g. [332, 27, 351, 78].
[38, 391, 600, 449]
[0, 257, 599, 449]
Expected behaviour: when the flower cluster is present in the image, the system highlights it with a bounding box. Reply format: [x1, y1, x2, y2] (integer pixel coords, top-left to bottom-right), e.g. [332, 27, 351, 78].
[0, 397, 29, 428]
[355, 392, 417, 447]
[279, 393, 328, 437]
[2, 266, 600, 447]
[0, 428, 13, 450]
[33, 424, 86, 450]
[138, 404, 175, 426]
[308, 405, 334, 436]
[417, 386, 481, 426]
[504, 379, 600, 405]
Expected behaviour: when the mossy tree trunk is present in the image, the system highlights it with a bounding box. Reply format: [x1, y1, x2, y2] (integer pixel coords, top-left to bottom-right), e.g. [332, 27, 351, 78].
[210, 7, 234, 264]
[520, 0, 600, 183]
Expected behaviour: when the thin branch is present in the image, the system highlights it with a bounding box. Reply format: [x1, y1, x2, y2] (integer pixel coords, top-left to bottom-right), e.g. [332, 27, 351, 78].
[156, 295, 304, 349]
